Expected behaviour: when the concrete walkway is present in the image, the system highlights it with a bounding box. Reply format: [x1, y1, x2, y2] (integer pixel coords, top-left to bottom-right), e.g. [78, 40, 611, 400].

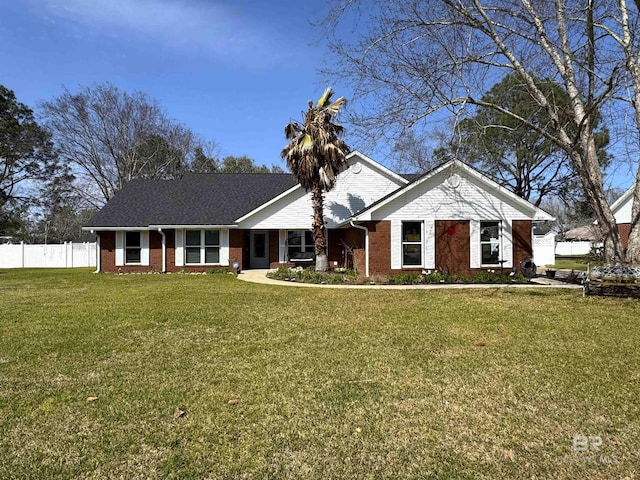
[236, 269, 582, 290]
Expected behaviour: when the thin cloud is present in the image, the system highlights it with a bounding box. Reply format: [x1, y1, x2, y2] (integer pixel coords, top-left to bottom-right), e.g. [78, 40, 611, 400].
[28, 0, 289, 68]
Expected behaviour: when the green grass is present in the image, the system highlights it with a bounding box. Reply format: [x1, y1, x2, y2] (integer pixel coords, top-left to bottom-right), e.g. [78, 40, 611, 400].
[553, 255, 590, 271]
[1, 269, 639, 479]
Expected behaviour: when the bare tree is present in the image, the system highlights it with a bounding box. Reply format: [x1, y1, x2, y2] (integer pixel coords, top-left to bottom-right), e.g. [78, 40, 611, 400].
[325, 0, 640, 261]
[40, 83, 204, 206]
[392, 129, 441, 174]
[597, 0, 640, 261]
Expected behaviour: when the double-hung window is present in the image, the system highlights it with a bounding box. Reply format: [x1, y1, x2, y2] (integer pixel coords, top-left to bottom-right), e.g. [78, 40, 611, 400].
[185, 230, 220, 264]
[125, 231, 141, 264]
[480, 221, 501, 265]
[402, 221, 423, 267]
[287, 230, 314, 261]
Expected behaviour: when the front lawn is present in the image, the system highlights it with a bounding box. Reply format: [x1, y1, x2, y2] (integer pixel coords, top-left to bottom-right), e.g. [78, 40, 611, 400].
[1, 269, 639, 478]
[553, 255, 590, 271]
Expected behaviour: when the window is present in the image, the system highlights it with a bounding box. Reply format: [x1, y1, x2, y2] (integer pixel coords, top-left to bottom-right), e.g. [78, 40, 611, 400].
[480, 221, 501, 265]
[125, 231, 141, 264]
[287, 230, 314, 261]
[185, 230, 220, 264]
[402, 221, 422, 266]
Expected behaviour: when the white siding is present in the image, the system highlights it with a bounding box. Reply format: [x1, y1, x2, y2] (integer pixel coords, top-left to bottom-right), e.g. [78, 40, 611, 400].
[373, 167, 535, 222]
[237, 155, 406, 230]
[220, 229, 230, 266]
[175, 229, 184, 267]
[614, 195, 633, 224]
[115, 231, 124, 266]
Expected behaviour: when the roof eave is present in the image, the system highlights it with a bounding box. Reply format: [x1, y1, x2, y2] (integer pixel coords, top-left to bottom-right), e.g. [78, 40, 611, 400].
[81, 226, 151, 232]
[82, 224, 238, 231]
[148, 224, 238, 229]
[610, 184, 635, 213]
[347, 150, 409, 185]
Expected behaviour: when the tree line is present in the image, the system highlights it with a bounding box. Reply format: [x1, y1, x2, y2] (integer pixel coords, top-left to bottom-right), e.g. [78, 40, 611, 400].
[0, 83, 283, 243]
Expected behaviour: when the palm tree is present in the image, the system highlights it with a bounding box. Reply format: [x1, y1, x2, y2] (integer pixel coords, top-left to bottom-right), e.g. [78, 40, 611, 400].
[281, 87, 349, 272]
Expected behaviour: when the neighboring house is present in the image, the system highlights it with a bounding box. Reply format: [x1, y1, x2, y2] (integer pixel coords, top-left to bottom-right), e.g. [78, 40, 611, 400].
[563, 225, 602, 242]
[83, 151, 554, 276]
[610, 185, 636, 247]
[555, 225, 598, 256]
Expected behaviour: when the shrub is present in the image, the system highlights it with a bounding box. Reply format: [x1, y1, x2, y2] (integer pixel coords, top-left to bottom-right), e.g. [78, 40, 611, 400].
[586, 244, 606, 263]
[471, 271, 493, 284]
[423, 271, 444, 284]
[387, 272, 423, 285]
[471, 271, 529, 284]
[326, 274, 346, 285]
[267, 266, 294, 280]
[343, 268, 358, 277]
[208, 268, 232, 275]
[268, 267, 529, 285]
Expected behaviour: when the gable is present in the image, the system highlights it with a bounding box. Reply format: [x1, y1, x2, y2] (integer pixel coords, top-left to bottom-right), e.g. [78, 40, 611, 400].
[235, 151, 408, 229]
[611, 185, 634, 224]
[355, 161, 554, 222]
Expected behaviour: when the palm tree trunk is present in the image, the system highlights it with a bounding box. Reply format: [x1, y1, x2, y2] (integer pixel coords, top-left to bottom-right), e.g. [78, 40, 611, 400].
[311, 182, 328, 272]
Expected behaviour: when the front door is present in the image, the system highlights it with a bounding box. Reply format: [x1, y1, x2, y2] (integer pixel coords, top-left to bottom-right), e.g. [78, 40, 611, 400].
[250, 231, 269, 269]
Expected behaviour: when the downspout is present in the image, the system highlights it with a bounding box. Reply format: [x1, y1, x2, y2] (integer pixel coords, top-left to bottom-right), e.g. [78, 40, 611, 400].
[158, 228, 167, 273]
[91, 230, 101, 273]
[350, 220, 369, 277]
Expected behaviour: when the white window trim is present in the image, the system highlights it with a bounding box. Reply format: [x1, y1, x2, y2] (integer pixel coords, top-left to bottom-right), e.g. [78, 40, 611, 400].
[278, 230, 287, 263]
[116, 230, 149, 266]
[401, 220, 424, 268]
[125, 231, 142, 265]
[480, 220, 503, 267]
[184, 229, 221, 265]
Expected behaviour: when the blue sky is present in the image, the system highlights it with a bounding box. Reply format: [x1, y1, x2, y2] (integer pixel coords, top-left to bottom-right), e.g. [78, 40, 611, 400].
[1, 1, 635, 193]
[0, 0, 345, 170]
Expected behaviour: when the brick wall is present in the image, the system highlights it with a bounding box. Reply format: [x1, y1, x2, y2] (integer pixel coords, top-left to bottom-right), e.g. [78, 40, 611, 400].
[99, 231, 116, 271]
[99, 229, 234, 273]
[512, 220, 533, 273]
[343, 219, 535, 278]
[268, 231, 280, 267]
[229, 229, 244, 270]
[367, 221, 391, 274]
[618, 223, 631, 248]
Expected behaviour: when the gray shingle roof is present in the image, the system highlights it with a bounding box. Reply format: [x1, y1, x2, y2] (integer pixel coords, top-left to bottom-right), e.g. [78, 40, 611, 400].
[84, 173, 298, 228]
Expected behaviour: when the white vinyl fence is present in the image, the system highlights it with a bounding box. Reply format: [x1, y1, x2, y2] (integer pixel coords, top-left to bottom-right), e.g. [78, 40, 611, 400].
[555, 241, 597, 256]
[0, 242, 96, 269]
[533, 234, 556, 267]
